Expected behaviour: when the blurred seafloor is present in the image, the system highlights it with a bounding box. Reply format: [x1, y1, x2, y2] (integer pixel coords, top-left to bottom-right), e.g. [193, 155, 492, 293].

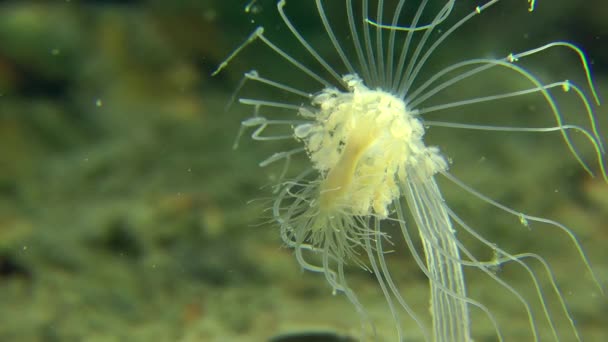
[0, 0, 607, 341]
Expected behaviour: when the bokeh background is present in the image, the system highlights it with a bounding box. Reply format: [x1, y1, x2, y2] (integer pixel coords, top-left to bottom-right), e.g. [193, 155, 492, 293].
[0, 0, 606, 341]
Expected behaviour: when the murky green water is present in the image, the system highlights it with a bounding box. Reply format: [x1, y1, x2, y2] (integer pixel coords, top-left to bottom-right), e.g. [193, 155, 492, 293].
[0, 1, 606, 341]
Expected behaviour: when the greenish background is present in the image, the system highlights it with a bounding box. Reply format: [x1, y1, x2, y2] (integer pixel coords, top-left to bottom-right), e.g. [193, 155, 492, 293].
[0, 0, 606, 341]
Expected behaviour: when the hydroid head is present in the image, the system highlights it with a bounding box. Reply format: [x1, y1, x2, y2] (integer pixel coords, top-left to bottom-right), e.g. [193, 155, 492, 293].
[302, 74, 446, 217]
[282, 73, 447, 270]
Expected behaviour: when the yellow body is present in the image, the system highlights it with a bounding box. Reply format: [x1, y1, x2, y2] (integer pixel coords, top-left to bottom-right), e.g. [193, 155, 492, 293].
[319, 125, 375, 212]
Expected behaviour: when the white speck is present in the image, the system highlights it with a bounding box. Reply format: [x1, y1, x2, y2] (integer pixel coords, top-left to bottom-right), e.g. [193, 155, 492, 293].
[203, 9, 217, 22]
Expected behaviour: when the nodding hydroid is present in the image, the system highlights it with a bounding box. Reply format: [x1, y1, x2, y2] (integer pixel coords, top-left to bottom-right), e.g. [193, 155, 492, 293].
[214, 0, 606, 341]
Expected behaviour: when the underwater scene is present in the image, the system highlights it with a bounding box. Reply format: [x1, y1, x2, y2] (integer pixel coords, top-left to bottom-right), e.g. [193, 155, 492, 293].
[0, 0, 607, 341]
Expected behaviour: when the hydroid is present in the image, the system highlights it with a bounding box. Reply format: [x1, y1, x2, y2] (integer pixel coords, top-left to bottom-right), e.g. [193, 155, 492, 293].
[214, 0, 606, 341]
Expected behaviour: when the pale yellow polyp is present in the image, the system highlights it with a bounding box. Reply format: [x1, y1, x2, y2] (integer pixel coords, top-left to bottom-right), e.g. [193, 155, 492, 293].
[301, 74, 447, 218]
[214, 0, 606, 340]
